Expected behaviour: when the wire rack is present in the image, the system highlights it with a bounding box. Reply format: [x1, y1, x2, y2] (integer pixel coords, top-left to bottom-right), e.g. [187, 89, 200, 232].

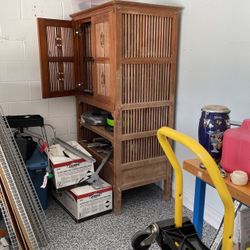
[0, 106, 49, 248]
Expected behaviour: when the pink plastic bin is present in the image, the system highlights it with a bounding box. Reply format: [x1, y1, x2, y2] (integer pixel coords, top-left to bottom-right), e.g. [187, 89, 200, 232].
[220, 119, 250, 178]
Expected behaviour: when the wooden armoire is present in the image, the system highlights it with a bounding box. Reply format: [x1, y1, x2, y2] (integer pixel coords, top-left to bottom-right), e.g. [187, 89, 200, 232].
[37, 1, 181, 215]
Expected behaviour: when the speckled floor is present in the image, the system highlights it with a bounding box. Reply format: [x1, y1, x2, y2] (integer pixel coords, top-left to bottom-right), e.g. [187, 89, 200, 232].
[43, 184, 216, 250]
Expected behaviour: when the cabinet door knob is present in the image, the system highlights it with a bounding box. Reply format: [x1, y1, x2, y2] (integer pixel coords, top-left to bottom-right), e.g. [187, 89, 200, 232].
[57, 72, 64, 82]
[55, 36, 62, 47]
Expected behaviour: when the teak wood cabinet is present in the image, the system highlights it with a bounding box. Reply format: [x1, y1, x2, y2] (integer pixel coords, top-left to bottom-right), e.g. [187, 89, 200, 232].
[37, 1, 181, 215]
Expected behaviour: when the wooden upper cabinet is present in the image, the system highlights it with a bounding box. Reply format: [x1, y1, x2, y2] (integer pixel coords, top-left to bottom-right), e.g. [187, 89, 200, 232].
[37, 1, 181, 113]
[37, 13, 114, 107]
[37, 18, 77, 98]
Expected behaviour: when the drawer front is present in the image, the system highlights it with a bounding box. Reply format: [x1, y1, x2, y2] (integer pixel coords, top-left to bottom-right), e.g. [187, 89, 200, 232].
[121, 160, 168, 190]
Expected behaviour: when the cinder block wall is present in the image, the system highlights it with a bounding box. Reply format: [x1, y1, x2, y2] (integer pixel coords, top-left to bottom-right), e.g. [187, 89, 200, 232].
[0, 0, 77, 141]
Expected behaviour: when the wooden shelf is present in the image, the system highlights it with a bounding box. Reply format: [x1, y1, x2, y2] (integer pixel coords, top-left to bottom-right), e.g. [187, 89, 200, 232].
[77, 95, 114, 112]
[78, 141, 114, 185]
[80, 122, 114, 143]
[79, 141, 113, 164]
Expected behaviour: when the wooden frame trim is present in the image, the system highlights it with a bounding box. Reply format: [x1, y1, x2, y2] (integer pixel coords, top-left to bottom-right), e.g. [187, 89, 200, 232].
[71, 1, 182, 20]
[121, 101, 172, 110]
[121, 58, 174, 64]
[121, 156, 167, 170]
[121, 130, 157, 141]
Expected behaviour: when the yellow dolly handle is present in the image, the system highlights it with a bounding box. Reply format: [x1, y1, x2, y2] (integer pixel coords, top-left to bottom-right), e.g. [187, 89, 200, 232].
[157, 127, 234, 250]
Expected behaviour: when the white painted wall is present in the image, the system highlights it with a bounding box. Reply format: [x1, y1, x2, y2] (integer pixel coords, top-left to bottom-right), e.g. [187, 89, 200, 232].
[1, 0, 250, 229]
[175, 0, 250, 229]
[0, 0, 78, 141]
[137, 0, 250, 229]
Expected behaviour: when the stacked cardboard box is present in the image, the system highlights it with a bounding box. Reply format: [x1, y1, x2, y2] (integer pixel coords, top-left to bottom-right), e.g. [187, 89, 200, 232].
[49, 141, 112, 221]
[49, 141, 95, 189]
[52, 179, 112, 222]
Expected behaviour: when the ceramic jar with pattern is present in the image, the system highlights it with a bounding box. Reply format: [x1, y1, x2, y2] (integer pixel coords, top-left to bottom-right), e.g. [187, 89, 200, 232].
[198, 105, 231, 162]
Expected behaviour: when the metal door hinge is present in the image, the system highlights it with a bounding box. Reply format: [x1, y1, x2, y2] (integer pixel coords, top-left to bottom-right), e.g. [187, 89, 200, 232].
[75, 30, 80, 35]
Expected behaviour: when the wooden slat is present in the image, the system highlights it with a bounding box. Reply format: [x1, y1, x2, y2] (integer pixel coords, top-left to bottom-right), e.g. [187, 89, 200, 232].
[47, 57, 74, 62]
[121, 101, 173, 110]
[121, 176, 166, 191]
[121, 158, 168, 190]
[121, 156, 167, 171]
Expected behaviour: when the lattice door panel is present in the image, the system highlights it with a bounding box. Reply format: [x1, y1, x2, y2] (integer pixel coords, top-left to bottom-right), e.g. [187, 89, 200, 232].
[122, 63, 171, 104]
[46, 26, 74, 57]
[37, 18, 76, 98]
[122, 13, 173, 58]
[122, 136, 164, 163]
[122, 106, 169, 134]
[48, 62, 75, 92]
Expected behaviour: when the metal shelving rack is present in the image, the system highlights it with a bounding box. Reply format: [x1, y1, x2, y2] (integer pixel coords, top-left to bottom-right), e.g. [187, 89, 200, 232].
[0, 106, 49, 249]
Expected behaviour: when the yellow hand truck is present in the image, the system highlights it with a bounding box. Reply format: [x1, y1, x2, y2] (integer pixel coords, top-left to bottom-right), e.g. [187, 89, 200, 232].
[131, 127, 234, 250]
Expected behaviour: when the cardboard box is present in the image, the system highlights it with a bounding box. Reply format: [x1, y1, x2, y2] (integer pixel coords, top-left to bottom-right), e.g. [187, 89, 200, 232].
[52, 179, 112, 222]
[49, 141, 95, 189]
[240, 208, 250, 250]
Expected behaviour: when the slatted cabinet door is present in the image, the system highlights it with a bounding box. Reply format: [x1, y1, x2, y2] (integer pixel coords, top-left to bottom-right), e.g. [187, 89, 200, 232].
[78, 20, 94, 94]
[91, 13, 114, 106]
[37, 18, 77, 98]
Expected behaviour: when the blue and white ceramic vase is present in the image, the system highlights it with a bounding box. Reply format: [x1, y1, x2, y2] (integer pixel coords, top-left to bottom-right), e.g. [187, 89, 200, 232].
[198, 105, 231, 162]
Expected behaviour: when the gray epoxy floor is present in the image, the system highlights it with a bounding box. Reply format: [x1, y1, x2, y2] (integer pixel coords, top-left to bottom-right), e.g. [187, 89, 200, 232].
[44, 184, 216, 250]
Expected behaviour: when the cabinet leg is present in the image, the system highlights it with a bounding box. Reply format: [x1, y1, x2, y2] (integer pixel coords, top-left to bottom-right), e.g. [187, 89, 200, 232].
[113, 187, 122, 215]
[163, 179, 171, 201]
